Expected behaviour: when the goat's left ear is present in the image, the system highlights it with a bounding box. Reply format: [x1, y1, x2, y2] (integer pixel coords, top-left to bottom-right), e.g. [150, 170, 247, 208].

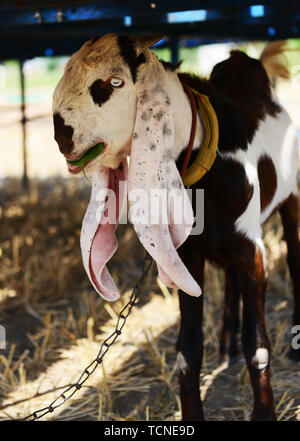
[127, 68, 201, 297]
[135, 35, 164, 49]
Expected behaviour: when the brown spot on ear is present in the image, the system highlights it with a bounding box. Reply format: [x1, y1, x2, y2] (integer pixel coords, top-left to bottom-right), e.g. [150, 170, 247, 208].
[258, 154, 277, 211]
[154, 110, 164, 121]
[163, 148, 172, 161]
[53, 113, 74, 154]
[139, 91, 149, 104]
[141, 111, 150, 121]
[165, 95, 171, 105]
[172, 179, 182, 189]
[89, 79, 114, 107]
[163, 123, 172, 136]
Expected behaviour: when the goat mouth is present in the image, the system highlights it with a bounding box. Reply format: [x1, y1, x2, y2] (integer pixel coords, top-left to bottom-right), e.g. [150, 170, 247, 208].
[67, 163, 83, 174]
[66, 142, 106, 174]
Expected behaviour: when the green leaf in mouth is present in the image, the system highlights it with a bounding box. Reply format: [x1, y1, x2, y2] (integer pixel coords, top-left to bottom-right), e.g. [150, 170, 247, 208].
[67, 142, 105, 180]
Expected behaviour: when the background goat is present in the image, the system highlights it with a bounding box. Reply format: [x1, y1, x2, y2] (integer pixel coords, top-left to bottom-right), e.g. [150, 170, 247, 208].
[53, 35, 299, 421]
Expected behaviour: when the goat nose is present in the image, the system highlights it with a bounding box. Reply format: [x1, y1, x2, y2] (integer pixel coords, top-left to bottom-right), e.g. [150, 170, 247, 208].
[53, 113, 74, 155]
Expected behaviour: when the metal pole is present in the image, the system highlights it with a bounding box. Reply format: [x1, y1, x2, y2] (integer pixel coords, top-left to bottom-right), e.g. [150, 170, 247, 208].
[170, 37, 179, 64]
[20, 59, 28, 188]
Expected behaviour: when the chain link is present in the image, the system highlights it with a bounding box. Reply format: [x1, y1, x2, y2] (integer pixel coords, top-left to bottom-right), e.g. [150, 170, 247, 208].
[23, 253, 153, 421]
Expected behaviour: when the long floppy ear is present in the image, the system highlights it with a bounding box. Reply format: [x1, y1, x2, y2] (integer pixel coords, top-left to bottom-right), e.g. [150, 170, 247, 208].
[128, 60, 201, 297]
[80, 160, 128, 301]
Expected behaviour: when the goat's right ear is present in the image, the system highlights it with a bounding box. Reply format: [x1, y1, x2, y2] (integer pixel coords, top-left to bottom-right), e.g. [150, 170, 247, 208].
[127, 67, 201, 298]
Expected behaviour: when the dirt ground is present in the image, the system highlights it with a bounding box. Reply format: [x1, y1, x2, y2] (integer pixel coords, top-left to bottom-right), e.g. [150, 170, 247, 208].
[0, 65, 300, 421]
[0, 177, 299, 421]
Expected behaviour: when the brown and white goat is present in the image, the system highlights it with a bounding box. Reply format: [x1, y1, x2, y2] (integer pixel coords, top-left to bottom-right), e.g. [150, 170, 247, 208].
[53, 35, 300, 421]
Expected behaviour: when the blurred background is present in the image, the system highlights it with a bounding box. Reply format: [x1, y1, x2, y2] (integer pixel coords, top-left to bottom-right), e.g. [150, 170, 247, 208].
[1, 40, 300, 179]
[1, 1, 300, 422]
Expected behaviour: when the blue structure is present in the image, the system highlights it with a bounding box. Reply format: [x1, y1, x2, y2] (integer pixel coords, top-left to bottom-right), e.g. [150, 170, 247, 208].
[0, 1, 300, 60]
[1, 0, 298, 185]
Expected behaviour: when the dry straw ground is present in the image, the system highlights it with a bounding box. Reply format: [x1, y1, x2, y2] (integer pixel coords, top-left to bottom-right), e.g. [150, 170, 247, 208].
[0, 177, 300, 421]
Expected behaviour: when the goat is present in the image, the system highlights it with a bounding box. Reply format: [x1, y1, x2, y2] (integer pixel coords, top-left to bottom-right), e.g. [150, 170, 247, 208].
[53, 35, 299, 421]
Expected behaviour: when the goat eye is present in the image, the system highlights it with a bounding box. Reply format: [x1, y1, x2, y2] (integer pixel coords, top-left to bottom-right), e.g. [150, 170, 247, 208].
[110, 78, 124, 88]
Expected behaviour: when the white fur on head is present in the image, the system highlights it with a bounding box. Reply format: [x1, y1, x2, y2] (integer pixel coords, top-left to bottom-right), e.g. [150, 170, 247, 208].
[55, 34, 201, 300]
[53, 34, 137, 169]
[52, 34, 199, 172]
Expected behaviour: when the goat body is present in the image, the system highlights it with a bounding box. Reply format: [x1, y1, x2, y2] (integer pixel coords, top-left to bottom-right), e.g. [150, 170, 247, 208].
[53, 37, 300, 421]
[175, 48, 299, 421]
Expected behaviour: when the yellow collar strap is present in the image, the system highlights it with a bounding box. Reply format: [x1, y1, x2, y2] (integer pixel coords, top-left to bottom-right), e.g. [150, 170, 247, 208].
[182, 88, 219, 187]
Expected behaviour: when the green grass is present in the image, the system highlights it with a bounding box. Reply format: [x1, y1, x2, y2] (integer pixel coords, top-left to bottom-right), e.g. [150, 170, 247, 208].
[153, 47, 200, 74]
[3, 58, 68, 90]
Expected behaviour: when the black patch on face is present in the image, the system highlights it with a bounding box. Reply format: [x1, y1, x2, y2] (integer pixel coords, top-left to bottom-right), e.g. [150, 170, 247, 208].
[53, 113, 74, 155]
[89, 79, 114, 106]
[117, 36, 146, 83]
[118, 35, 137, 82]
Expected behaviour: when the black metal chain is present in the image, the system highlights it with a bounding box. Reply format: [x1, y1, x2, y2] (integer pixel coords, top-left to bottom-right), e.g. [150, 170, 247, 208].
[23, 253, 153, 421]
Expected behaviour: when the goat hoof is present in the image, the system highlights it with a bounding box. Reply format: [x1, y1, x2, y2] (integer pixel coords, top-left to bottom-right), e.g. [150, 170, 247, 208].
[182, 409, 205, 421]
[287, 347, 300, 362]
[252, 410, 277, 421]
